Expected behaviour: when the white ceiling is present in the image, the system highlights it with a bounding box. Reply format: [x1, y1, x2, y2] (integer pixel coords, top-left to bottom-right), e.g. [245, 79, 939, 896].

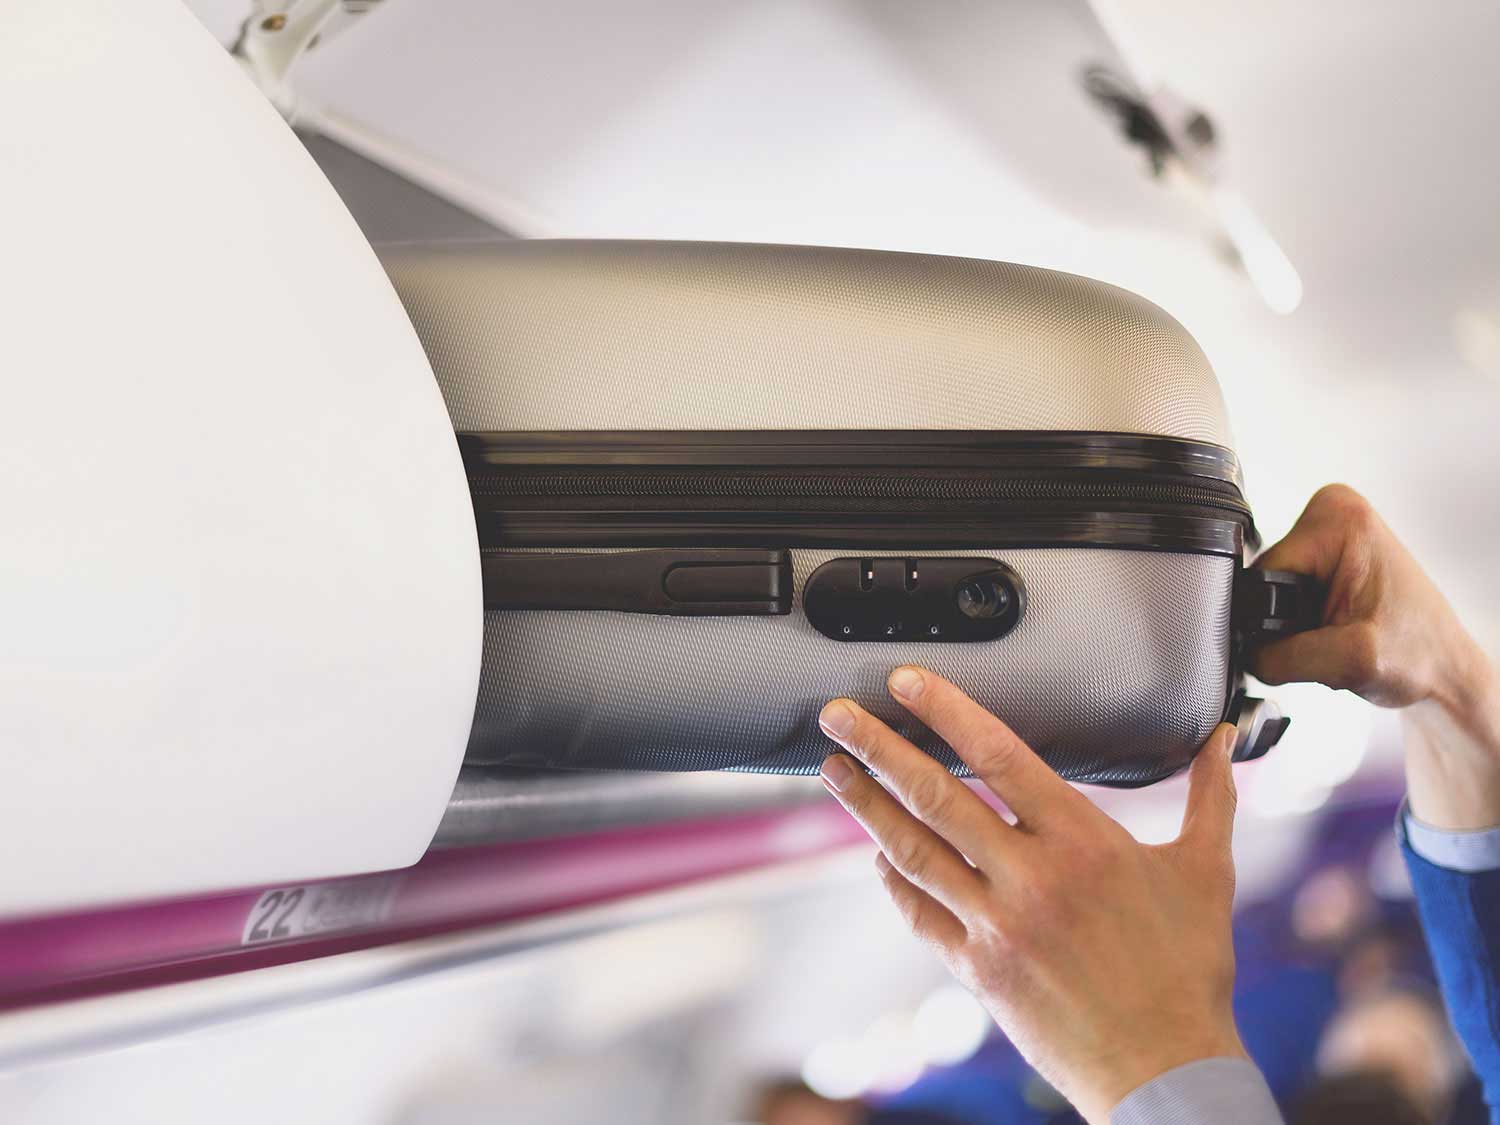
[190, 0, 1500, 646]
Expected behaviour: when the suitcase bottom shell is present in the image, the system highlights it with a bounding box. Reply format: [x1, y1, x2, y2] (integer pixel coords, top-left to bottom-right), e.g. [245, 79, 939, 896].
[468, 547, 1234, 787]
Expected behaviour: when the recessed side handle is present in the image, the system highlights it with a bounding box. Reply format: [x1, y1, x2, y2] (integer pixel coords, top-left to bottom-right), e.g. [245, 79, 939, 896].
[483, 548, 792, 616]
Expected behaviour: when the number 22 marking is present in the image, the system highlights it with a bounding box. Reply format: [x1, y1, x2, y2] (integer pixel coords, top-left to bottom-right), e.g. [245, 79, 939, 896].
[246, 888, 305, 943]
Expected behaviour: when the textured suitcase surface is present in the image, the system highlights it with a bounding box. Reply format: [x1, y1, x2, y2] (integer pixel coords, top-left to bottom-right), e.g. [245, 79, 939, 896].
[381, 240, 1258, 786]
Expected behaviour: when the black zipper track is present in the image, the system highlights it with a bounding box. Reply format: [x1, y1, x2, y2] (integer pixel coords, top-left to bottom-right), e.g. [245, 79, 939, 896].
[470, 469, 1247, 511]
[460, 431, 1257, 557]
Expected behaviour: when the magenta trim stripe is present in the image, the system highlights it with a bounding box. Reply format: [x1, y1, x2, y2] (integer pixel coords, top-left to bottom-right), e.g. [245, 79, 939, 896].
[0, 804, 862, 1012]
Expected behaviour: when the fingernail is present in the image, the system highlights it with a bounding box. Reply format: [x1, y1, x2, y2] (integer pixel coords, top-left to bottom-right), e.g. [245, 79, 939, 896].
[821, 754, 856, 792]
[874, 851, 892, 876]
[888, 666, 925, 700]
[819, 700, 856, 738]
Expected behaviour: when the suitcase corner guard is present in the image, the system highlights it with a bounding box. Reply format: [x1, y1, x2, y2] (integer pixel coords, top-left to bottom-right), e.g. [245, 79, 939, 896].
[1227, 567, 1328, 762]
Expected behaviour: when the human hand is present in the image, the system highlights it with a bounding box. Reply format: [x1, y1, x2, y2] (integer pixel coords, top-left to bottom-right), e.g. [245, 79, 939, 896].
[817, 668, 1243, 1125]
[1252, 484, 1500, 827]
[1253, 483, 1485, 710]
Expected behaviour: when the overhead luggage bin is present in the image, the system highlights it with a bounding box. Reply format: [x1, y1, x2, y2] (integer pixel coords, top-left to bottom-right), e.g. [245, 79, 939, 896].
[0, 0, 481, 916]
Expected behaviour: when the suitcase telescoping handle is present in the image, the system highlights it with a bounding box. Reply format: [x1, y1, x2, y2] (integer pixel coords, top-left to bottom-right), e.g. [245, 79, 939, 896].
[482, 549, 792, 616]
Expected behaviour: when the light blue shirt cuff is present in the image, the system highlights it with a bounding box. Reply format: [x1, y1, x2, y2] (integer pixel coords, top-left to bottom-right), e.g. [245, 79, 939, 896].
[1402, 800, 1500, 873]
[1111, 1057, 1282, 1125]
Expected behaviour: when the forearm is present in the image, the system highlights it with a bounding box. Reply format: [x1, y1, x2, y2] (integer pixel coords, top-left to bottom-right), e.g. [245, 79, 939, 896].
[1401, 832, 1500, 1117]
[1399, 643, 1500, 1115]
[1405, 640, 1500, 830]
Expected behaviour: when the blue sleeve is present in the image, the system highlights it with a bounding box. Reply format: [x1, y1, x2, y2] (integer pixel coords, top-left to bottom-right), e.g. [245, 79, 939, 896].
[1405, 808, 1500, 873]
[1402, 815, 1500, 1122]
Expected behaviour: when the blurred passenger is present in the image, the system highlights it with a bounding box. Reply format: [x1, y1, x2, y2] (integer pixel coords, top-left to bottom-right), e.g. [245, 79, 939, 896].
[755, 1078, 967, 1125]
[1291, 866, 1378, 950]
[1335, 927, 1405, 999]
[1287, 1072, 1430, 1125]
[1315, 989, 1462, 1123]
[815, 486, 1500, 1123]
[755, 1079, 859, 1125]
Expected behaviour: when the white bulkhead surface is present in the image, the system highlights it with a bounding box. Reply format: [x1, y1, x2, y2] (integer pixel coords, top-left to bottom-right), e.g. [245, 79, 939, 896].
[0, 0, 482, 914]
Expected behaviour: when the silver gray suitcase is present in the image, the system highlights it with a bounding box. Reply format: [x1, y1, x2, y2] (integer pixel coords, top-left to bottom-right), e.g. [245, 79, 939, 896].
[380, 240, 1317, 786]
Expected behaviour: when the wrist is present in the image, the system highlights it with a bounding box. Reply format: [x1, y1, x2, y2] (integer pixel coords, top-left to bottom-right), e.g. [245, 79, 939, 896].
[1079, 1025, 1246, 1124]
[1405, 642, 1500, 829]
[1107, 1057, 1279, 1125]
[1430, 626, 1498, 732]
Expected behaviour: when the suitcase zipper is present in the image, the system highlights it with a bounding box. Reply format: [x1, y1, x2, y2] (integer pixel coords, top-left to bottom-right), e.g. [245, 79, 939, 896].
[469, 469, 1247, 512]
[460, 431, 1256, 557]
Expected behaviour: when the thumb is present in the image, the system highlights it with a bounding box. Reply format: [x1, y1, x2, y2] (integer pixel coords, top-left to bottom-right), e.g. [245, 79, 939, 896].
[1177, 723, 1239, 858]
[1252, 622, 1371, 690]
[1253, 530, 1326, 581]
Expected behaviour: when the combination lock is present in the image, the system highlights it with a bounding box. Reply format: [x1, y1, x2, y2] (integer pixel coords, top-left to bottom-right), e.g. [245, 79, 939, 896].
[802, 557, 1026, 643]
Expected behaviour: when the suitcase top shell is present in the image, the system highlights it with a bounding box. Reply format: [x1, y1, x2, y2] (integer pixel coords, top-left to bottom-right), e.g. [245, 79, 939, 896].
[380, 239, 1234, 448]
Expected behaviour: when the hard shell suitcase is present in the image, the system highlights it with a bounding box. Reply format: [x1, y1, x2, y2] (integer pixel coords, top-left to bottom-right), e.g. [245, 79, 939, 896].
[380, 240, 1318, 786]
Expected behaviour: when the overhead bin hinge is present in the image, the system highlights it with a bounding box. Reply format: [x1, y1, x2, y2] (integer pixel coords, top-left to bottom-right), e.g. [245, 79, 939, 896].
[232, 0, 386, 120]
[483, 549, 792, 616]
